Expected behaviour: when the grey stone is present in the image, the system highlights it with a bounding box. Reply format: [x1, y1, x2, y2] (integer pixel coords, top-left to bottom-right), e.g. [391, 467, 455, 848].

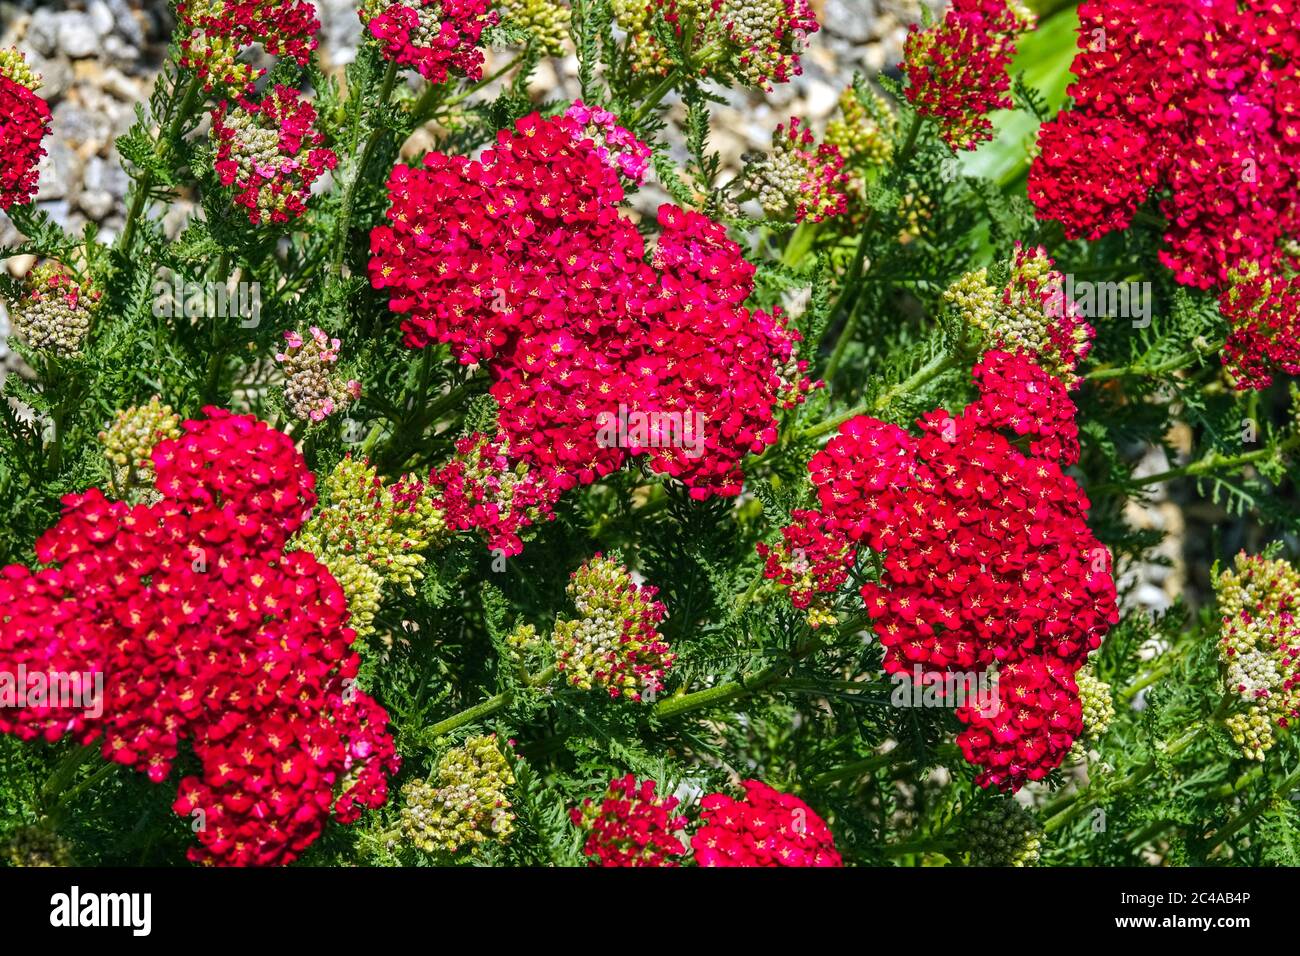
[56, 12, 104, 60]
[36, 141, 83, 201]
[77, 189, 116, 220]
[35, 199, 74, 230]
[103, 34, 141, 66]
[804, 79, 840, 119]
[100, 66, 141, 101]
[88, 0, 116, 38]
[52, 102, 112, 149]
[105, 0, 145, 46]
[83, 155, 130, 197]
[823, 0, 876, 44]
[25, 52, 73, 101]
[26, 8, 61, 57]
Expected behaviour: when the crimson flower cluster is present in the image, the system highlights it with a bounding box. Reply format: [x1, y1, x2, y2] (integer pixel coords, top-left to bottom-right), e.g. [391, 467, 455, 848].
[1027, 0, 1300, 289]
[0, 410, 399, 866]
[363, 0, 498, 84]
[692, 779, 841, 867]
[211, 85, 337, 226]
[762, 352, 1118, 790]
[902, 0, 1034, 151]
[369, 110, 812, 521]
[0, 49, 50, 211]
[570, 774, 688, 866]
[1218, 264, 1300, 391]
[573, 776, 841, 866]
[177, 0, 320, 93]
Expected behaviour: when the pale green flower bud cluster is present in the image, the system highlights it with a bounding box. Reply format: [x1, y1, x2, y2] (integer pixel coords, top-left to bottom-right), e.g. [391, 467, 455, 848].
[97, 396, 183, 495]
[2, 824, 73, 867]
[0, 46, 42, 91]
[1214, 552, 1300, 761]
[400, 734, 516, 854]
[610, 0, 709, 76]
[1076, 666, 1115, 740]
[552, 554, 674, 700]
[825, 87, 894, 169]
[505, 622, 542, 662]
[295, 456, 449, 637]
[500, 0, 571, 56]
[967, 799, 1043, 867]
[8, 264, 98, 358]
[943, 245, 1091, 387]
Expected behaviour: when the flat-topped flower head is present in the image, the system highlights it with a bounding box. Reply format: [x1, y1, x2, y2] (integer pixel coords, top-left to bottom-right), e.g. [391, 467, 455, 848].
[743, 117, 849, 223]
[362, 0, 498, 83]
[500, 0, 571, 56]
[1027, 0, 1300, 289]
[552, 554, 674, 700]
[966, 798, 1043, 866]
[825, 86, 896, 170]
[7, 263, 100, 358]
[563, 100, 652, 186]
[211, 85, 337, 226]
[426, 432, 562, 557]
[571, 774, 687, 866]
[294, 456, 448, 637]
[692, 780, 842, 866]
[0, 48, 51, 211]
[0, 410, 400, 866]
[369, 113, 812, 514]
[98, 396, 184, 495]
[902, 0, 1035, 151]
[763, 351, 1117, 790]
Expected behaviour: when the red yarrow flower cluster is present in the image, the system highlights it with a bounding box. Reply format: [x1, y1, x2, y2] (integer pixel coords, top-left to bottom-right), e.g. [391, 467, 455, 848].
[902, 0, 1035, 151]
[370, 111, 812, 520]
[0, 409, 400, 866]
[0, 49, 51, 211]
[211, 85, 337, 226]
[570, 774, 688, 866]
[426, 432, 562, 557]
[692, 780, 842, 867]
[763, 351, 1118, 790]
[363, 0, 498, 84]
[1218, 262, 1300, 391]
[1027, 0, 1300, 289]
[177, 0, 320, 93]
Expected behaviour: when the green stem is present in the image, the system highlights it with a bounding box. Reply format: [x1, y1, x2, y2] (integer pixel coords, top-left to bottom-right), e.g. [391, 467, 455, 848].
[1043, 694, 1234, 833]
[1205, 765, 1300, 854]
[802, 349, 959, 441]
[439, 55, 524, 111]
[119, 72, 204, 252]
[652, 618, 864, 721]
[332, 61, 399, 278]
[426, 664, 557, 739]
[1094, 434, 1300, 494]
[822, 290, 865, 384]
[630, 69, 681, 126]
[1085, 342, 1222, 382]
